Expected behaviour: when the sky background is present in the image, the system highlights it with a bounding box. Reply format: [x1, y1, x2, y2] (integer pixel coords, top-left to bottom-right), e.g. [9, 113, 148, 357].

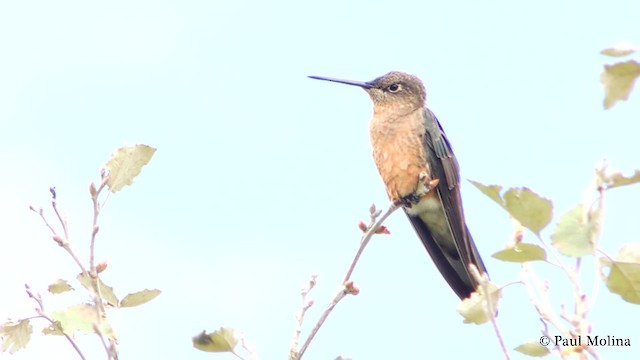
[1, 0, 640, 359]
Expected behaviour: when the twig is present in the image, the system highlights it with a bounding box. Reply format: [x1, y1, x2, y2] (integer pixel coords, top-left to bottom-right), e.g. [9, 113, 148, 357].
[588, 180, 606, 312]
[296, 202, 400, 360]
[296, 287, 349, 359]
[231, 350, 247, 360]
[239, 332, 258, 360]
[87, 178, 115, 359]
[31, 196, 90, 277]
[30, 206, 56, 234]
[25, 285, 86, 360]
[108, 338, 119, 360]
[343, 202, 400, 282]
[524, 265, 569, 354]
[289, 275, 317, 360]
[583, 345, 601, 360]
[62, 245, 90, 276]
[535, 234, 574, 279]
[469, 265, 509, 360]
[568, 260, 600, 358]
[572, 166, 607, 360]
[92, 324, 111, 360]
[50, 187, 70, 241]
[89, 177, 108, 274]
[522, 263, 572, 336]
[557, 168, 607, 360]
[538, 318, 563, 357]
[521, 263, 598, 358]
[571, 258, 589, 336]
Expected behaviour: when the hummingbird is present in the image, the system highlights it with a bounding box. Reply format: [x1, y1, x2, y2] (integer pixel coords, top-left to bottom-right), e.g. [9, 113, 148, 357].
[309, 71, 487, 299]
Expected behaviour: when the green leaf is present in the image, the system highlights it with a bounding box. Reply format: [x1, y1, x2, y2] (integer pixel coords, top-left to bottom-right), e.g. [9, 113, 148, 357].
[606, 169, 640, 189]
[103, 144, 156, 193]
[514, 341, 551, 357]
[470, 181, 553, 235]
[51, 304, 114, 338]
[77, 273, 119, 307]
[492, 243, 546, 262]
[457, 283, 501, 325]
[119, 289, 162, 308]
[601, 60, 640, 109]
[551, 205, 598, 257]
[48, 279, 74, 294]
[0, 320, 32, 354]
[503, 188, 552, 234]
[192, 328, 238, 352]
[602, 244, 640, 304]
[469, 180, 504, 207]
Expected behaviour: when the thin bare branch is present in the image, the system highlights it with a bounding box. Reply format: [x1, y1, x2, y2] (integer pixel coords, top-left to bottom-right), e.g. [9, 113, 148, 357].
[289, 274, 317, 360]
[522, 263, 572, 336]
[295, 202, 400, 360]
[296, 288, 348, 359]
[31, 206, 57, 234]
[469, 265, 510, 360]
[50, 187, 70, 241]
[343, 202, 400, 282]
[90, 177, 108, 273]
[588, 178, 607, 312]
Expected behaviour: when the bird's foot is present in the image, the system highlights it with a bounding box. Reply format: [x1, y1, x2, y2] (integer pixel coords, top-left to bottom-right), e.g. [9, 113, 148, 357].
[424, 177, 440, 192]
[394, 193, 422, 208]
[393, 175, 441, 208]
[418, 172, 440, 194]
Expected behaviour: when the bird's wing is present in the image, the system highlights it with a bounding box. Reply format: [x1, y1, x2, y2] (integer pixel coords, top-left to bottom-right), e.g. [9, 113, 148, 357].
[404, 108, 487, 299]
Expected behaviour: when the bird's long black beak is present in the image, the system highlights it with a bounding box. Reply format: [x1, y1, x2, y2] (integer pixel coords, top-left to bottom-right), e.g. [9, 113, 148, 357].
[308, 75, 373, 89]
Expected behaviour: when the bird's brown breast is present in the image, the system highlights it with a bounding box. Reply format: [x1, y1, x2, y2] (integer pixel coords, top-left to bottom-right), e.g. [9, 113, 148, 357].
[369, 107, 430, 201]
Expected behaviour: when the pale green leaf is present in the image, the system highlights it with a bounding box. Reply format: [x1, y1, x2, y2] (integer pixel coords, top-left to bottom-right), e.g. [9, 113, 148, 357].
[77, 273, 119, 307]
[469, 180, 504, 207]
[457, 283, 501, 324]
[42, 321, 65, 336]
[51, 304, 114, 338]
[119, 289, 161, 308]
[551, 205, 598, 257]
[48, 279, 73, 294]
[603, 244, 640, 304]
[601, 43, 637, 57]
[469, 181, 553, 235]
[606, 169, 640, 189]
[492, 243, 546, 262]
[601, 60, 640, 109]
[192, 328, 238, 352]
[0, 320, 32, 354]
[514, 341, 551, 357]
[503, 188, 552, 234]
[103, 144, 156, 193]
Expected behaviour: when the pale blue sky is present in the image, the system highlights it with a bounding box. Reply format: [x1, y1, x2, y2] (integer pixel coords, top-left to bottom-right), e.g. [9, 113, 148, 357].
[1, 0, 640, 359]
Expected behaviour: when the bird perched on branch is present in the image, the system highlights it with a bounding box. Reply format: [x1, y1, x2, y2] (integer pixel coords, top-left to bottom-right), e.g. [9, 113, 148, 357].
[309, 71, 487, 299]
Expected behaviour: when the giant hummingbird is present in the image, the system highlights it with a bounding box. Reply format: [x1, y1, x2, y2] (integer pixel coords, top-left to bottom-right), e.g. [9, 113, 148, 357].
[309, 71, 487, 299]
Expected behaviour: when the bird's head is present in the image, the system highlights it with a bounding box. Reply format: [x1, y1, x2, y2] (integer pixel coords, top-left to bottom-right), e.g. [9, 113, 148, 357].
[309, 71, 426, 110]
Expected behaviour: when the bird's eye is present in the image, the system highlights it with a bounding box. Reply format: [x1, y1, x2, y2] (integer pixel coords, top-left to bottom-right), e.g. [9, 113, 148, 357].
[388, 83, 401, 93]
